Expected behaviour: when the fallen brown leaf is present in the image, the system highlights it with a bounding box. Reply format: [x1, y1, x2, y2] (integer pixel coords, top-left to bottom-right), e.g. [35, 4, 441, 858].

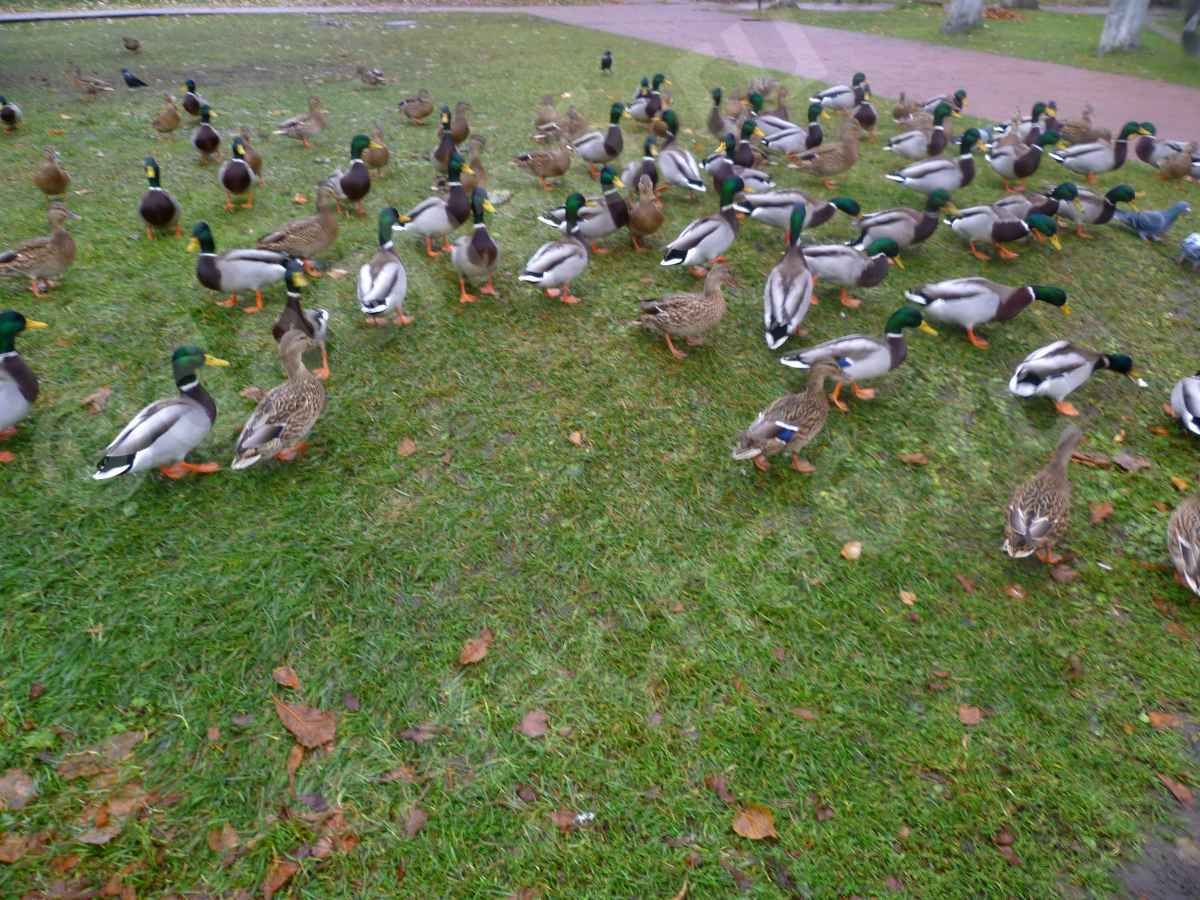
[57, 731, 145, 779]
[272, 666, 301, 690]
[47, 128, 65, 136]
[1049, 564, 1079, 583]
[262, 858, 299, 898]
[899, 590, 917, 606]
[732, 804, 778, 840]
[81, 386, 113, 413]
[403, 806, 427, 838]
[1155, 500, 1171, 513]
[206, 725, 221, 742]
[1089, 500, 1114, 524]
[0, 833, 30, 864]
[996, 845, 1022, 866]
[1159, 773, 1195, 807]
[885, 875, 905, 891]
[704, 774, 736, 806]
[458, 628, 495, 666]
[342, 692, 360, 711]
[953, 573, 976, 594]
[721, 859, 754, 891]
[548, 809, 576, 834]
[374, 765, 418, 784]
[1004, 584, 1028, 600]
[1150, 425, 1171, 437]
[1071, 450, 1111, 468]
[993, 826, 1015, 847]
[840, 541, 862, 561]
[1149, 711, 1181, 730]
[49, 852, 81, 874]
[273, 697, 335, 749]
[792, 707, 817, 721]
[286, 743, 303, 795]
[814, 802, 835, 822]
[897, 452, 929, 466]
[516, 783, 537, 803]
[397, 437, 418, 458]
[516, 709, 549, 739]
[292, 193, 308, 205]
[567, 430, 584, 447]
[206, 822, 238, 854]
[398, 722, 440, 743]
[1172, 475, 1191, 492]
[958, 704, 983, 726]
[28, 682, 44, 701]
[1113, 452, 1151, 473]
[78, 823, 122, 845]
[0, 769, 36, 811]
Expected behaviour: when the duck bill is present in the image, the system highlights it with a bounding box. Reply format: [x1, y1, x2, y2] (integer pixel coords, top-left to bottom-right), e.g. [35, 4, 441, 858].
[25, 319, 49, 329]
[1049, 235, 1062, 251]
[613, 176, 625, 189]
[891, 256, 905, 270]
[204, 354, 231, 367]
[1072, 199, 1083, 212]
[186, 237, 200, 252]
[483, 200, 497, 214]
[461, 163, 475, 175]
[1060, 304, 1072, 316]
[918, 321, 939, 336]
[752, 127, 766, 139]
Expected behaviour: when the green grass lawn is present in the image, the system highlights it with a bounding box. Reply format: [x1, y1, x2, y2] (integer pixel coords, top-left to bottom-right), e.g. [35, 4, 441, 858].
[2, 11, 1200, 897]
[768, 3, 1200, 90]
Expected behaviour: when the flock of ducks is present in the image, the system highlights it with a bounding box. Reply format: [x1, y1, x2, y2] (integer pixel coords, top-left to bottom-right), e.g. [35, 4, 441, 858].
[1, 51, 1199, 595]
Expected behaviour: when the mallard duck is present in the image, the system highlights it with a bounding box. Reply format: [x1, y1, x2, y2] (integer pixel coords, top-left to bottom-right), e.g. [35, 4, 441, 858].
[637, 264, 733, 359]
[1009, 341, 1134, 416]
[651, 109, 706, 195]
[661, 176, 746, 278]
[363, 123, 390, 176]
[191, 105, 220, 166]
[138, 157, 182, 238]
[273, 259, 330, 380]
[32, 148, 69, 201]
[761, 102, 825, 156]
[621, 136, 658, 191]
[944, 209, 1061, 261]
[633, 76, 651, 102]
[1170, 373, 1200, 436]
[810, 72, 869, 111]
[514, 143, 571, 190]
[986, 130, 1061, 192]
[432, 106, 456, 171]
[732, 360, 841, 472]
[533, 94, 559, 136]
[1168, 495, 1200, 596]
[256, 184, 339, 275]
[69, 65, 114, 99]
[450, 101, 472, 144]
[358, 207, 410, 325]
[734, 190, 859, 237]
[905, 278, 1069, 349]
[520, 192, 590, 304]
[1053, 183, 1136, 237]
[1158, 145, 1197, 180]
[327, 133, 375, 216]
[921, 89, 967, 115]
[767, 87, 791, 124]
[539, 165, 627, 253]
[851, 101, 877, 139]
[1, 96, 23, 132]
[151, 94, 180, 137]
[803, 238, 901, 309]
[181, 79, 205, 118]
[1133, 126, 1191, 167]
[704, 132, 774, 193]
[0, 310, 47, 462]
[849, 189, 955, 251]
[122, 35, 141, 53]
[629, 73, 669, 122]
[217, 138, 257, 212]
[705, 119, 767, 172]
[991, 182, 1079, 222]
[884, 102, 955, 161]
[399, 89, 435, 125]
[92, 345, 230, 480]
[763, 204, 814, 350]
[755, 97, 798, 138]
[356, 64, 386, 86]
[190, 221, 287, 312]
[999, 101, 1055, 143]
[570, 102, 628, 177]
[238, 128, 264, 183]
[886, 128, 981, 195]
[0, 203, 78, 296]
[395, 152, 472, 257]
[1050, 121, 1146, 183]
[273, 96, 327, 149]
[779, 306, 935, 411]
[1059, 103, 1110, 146]
[561, 106, 590, 142]
[891, 92, 918, 122]
[460, 136, 487, 193]
[452, 188, 499, 303]
[231, 331, 326, 469]
[628, 174, 664, 251]
[788, 119, 860, 189]
[1002, 425, 1081, 563]
[708, 88, 735, 139]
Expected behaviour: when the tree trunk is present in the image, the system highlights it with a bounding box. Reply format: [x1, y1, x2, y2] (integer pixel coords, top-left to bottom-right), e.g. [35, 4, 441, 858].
[1184, 0, 1199, 56]
[942, 0, 984, 34]
[1098, 0, 1150, 53]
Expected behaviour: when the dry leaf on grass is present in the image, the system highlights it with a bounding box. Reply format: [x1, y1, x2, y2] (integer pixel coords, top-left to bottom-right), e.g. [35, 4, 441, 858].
[206, 725, 221, 742]
[399, 722, 440, 743]
[1004, 584, 1028, 600]
[262, 858, 299, 898]
[1050, 564, 1079, 583]
[78, 823, 122, 845]
[81, 387, 112, 413]
[0, 833, 30, 864]
[1089, 500, 1114, 524]
[0, 769, 36, 811]
[792, 707, 817, 721]
[292, 193, 308, 205]
[897, 452, 929, 466]
[814, 802, 835, 822]
[273, 697, 335, 748]
[1071, 450, 1111, 468]
[567, 430, 584, 447]
[286, 743, 303, 795]
[272, 666, 301, 690]
[1172, 475, 1191, 492]
[57, 731, 145, 780]
[374, 765, 419, 784]
[840, 541, 862, 561]
[516, 783, 537, 802]
[958, 705, 983, 726]
[732, 804, 778, 840]
[899, 590, 917, 606]
[1159, 773, 1195, 807]
[403, 806, 428, 838]
[397, 437, 417, 458]
[704, 774, 736, 805]
[458, 628, 494, 666]
[1113, 452, 1151, 472]
[548, 809, 576, 834]
[206, 823, 239, 854]
[1149, 711, 1182, 730]
[516, 709, 549, 738]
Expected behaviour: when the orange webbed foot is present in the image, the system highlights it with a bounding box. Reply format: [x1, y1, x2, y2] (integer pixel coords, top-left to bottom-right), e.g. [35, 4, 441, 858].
[664, 334, 688, 360]
[1054, 400, 1080, 417]
[791, 455, 816, 473]
[965, 328, 990, 350]
[753, 455, 770, 472]
[851, 383, 875, 400]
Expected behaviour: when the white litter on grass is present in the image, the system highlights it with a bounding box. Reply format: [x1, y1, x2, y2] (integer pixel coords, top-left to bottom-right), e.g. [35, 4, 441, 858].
[574, 812, 596, 826]
[1097, 562, 1113, 571]
[1137, 377, 1149, 388]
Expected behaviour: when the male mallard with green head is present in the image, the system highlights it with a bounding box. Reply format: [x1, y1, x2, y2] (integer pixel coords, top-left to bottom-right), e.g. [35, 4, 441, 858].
[763, 204, 814, 350]
[219, 137, 257, 211]
[192, 104, 220, 166]
[1009, 341, 1134, 416]
[884, 102, 955, 161]
[570, 102, 628, 178]
[359, 207, 410, 325]
[810, 72, 869, 111]
[802, 237, 902, 309]
[190, 221, 289, 313]
[0, 310, 48, 462]
[905, 279, 1069, 349]
[886, 129, 981, 194]
[139, 156, 182, 238]
[661, 175, 746, 278]
[986, 130, 1062, 192]
[1003, 425, 1082, 564]
[1049, 121, 1148, 184]
[850, 189, 955, 251]
[452, 188, 499, 303]
[328, 133, 377, 216]
[538, 165, 627, 254]
[943, 209, 1061, 261]
[520, 193, 589, 304]
[395, 152, 472, 257]
[1052, 183, 1136, 237]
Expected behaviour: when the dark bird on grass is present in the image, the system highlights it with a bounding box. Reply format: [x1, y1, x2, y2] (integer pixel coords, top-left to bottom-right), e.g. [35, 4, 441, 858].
[122, 36, 141, 52]
[1114, 201, 1191, 241]
[601, 50, 613, 74]
[122, 68, 149, 89]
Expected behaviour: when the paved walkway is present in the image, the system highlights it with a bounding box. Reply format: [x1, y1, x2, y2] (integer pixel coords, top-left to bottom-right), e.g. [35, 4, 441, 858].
[2, 0, 1197, 138]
